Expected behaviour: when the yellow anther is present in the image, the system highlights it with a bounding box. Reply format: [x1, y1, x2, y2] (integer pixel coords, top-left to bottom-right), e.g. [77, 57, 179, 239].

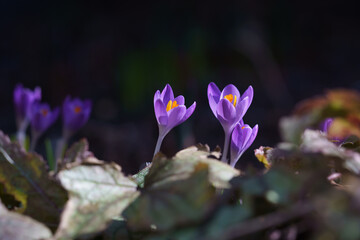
[166, 100, 172, 112]
[166, 100, 179, 112]
[172, 101, 179, 109]
[224, 94, 237, 107]
[241, 126, 245, 129]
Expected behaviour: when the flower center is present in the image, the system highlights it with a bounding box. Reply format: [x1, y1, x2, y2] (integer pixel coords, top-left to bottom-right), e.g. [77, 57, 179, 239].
[74, 106, 82, 113]
[41, 109, 48, 116]
[166, 100, 179, 112]
[224, 94, 237, 107]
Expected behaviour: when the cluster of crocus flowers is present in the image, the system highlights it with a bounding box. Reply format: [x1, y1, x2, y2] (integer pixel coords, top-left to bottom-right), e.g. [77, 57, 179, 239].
[153, 84, 196, 156]
[13, 84, 92, 157]
[152, 83, 258, 168]
[207, 82, 257, 165]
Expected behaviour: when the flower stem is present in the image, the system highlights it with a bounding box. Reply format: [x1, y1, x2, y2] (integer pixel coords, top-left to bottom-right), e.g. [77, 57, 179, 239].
[16, 120, 29, 148]
[30, 132, 39, 152]
[153, 135, 164, 158]
[230, 153, 242, 168]
[221, 130, 230, 163]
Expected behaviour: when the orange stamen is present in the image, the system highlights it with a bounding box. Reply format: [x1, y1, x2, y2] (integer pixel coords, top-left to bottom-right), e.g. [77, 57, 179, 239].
[41, 109, 48, 116]
[74, 106, 82, 113]
[166, 100, 179, 112]
[224, 94, 237, 107]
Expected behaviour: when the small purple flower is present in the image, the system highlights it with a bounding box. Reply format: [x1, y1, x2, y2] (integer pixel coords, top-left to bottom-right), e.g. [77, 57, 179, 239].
[230, 122, 258, 167]
[31, 103, 60, 134]
[62, 96, 92, 134]
[207, 82, 253, 162]
[30, 102, 59, 151]
[13, 84, 41, 129]
[320, 118, 333, 133]
[153, 84, 196, 156]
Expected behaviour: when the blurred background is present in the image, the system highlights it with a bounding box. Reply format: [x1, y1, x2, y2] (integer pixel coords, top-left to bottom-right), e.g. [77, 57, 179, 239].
[0, 1, 359, 173]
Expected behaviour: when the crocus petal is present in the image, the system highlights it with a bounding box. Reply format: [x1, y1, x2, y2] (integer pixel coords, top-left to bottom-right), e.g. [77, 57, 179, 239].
[240, 85, 253, 109]
[234, 97, 249, 123]
[153, 90, 161, 105]
[165, 105, 187, 134]
[33, 87, 42, 101]
[179, 102, 196, 124]
[239, 119, 244, 126]
[216, 99, 237, 131]
[208, 82, 221, 116]
[220, 84, 241, 101]
[161, 84, 174, 105]
[173, 95, 185, 105]
[154, 99, 168, 126]
[230, 123, 258, 166]
[31, 103, 59, 133]
[320, 118, 333, 133]
[231, 124, 250, 162]
[239, 125, 253, 149]
[244, 124, 258, 150]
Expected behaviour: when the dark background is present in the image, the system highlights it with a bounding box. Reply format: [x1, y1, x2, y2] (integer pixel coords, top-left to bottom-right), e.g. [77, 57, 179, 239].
[1, 1, 359, 173]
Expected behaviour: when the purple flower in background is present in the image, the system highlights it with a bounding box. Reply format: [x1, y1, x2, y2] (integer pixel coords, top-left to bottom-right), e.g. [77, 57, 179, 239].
[30, 102, 59, 151]
[31, 103, 59, 134]
[207, 82, 253, 162]
[13, 84, 41, 130]
[230, 122, 258, 168]
[153, 84, 196, 156]
[320, 118, 333, 133]
[62, 96, 92, 135]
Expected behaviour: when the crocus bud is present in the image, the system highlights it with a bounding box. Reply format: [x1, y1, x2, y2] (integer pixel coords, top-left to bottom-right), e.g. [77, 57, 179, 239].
[31, 103, 60, 134]
[62, 96, 92, 136]
[13, 84, 41, 130]
[153, 84, 196, 156]
[230, 122, 258, 168]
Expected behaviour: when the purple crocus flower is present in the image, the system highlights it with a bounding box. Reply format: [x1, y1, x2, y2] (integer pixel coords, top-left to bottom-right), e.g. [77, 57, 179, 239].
[31, 103, 60, 133]
[62, 96, 92, 136]
[207, 82, 253, 162]
[30, 102, 59, 151]
[153, 84, 196, 156]
[13, 84, 41, 130]
[230, 122, 258, 168]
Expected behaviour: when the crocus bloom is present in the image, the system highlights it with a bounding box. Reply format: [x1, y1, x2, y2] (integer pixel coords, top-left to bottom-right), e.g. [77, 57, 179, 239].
[31, 103, 60, 133]
[30, 102, 59, 151]
[13, 84, 41, 130]
[153, 84, 196, 156]
[207, 82, 253, 162]
[230, 122, 258, 168]
[62, 96, 92, 135]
